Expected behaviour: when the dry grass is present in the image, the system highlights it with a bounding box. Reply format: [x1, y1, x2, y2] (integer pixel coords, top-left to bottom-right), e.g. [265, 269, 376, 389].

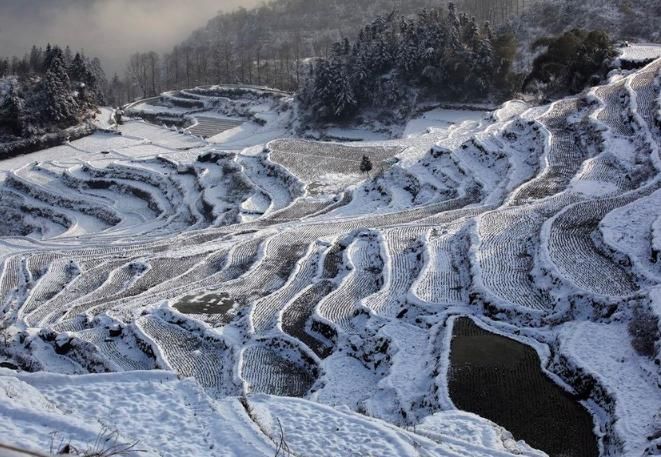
[50, 428, 141, 456]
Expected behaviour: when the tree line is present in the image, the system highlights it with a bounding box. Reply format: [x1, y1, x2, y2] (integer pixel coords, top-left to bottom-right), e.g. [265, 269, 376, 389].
[1, 0, 621, 121]
[297, 3, 617, 122]
[113, 0, 536, 103]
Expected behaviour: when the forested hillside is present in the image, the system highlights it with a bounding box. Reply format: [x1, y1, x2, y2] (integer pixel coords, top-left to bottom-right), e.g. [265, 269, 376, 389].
[119, 0, 534, 102]
[0, 45, 106, 155]
[117, 0, 661, 105]
[297, 6, 517, 121]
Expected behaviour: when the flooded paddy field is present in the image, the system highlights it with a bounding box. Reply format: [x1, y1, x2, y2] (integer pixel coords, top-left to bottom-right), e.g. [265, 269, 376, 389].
[448, 317, 599, 457]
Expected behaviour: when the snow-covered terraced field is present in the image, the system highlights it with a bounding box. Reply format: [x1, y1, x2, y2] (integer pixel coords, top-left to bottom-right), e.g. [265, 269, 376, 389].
[186, 116, 243, 138]
[2, 60, 661, 457]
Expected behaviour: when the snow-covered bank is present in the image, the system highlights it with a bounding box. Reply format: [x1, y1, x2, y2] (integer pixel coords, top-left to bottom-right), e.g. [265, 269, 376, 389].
[0, 369, 543, 457]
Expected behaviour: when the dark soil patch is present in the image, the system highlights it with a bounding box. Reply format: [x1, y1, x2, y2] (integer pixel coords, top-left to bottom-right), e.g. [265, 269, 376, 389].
[448, 317, 598, 457]
[281, 280, 336, 358]
[174, 292, 235, 315]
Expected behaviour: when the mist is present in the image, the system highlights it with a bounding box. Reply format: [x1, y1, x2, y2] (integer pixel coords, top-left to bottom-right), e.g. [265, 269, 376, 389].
[0, 0, 260, 75]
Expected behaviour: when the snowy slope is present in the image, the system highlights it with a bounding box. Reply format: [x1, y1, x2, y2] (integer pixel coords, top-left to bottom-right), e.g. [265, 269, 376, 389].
[1, 57, 661, 457]
[0, 369, 543, 457]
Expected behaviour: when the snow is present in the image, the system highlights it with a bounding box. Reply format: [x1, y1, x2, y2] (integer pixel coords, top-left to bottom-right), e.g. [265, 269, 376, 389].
[309, 172, 362, 195]
[0, 369, 545, 457]
[92, 107, 116, 130]
[250, 394, 545, 457]
[0, 144, 89, 173]
[403, 108, 489, 138]
[557, 321, 661, 457]
[119, 121, 205, 150]
[312, 354, 379, 409]
[127, 100, 191, 116]
[0, 374, 101, 456]
[618, 43, 661, 63]
[600, 188, 661, 281]
[323, 127, 392, 141]
[0, 370, 273, 457]
[2, 63, 661, 457]
[571, 180, 620, 197]
[209, 121, 287, 150]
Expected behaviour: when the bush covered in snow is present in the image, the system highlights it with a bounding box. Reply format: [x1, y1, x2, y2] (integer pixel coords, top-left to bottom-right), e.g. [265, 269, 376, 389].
[628, 306, 660, 359]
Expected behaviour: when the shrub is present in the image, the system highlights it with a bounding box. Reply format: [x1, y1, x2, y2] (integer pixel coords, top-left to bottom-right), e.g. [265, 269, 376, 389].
[523, 29, 617, 98]
[628, 306, 659, 358]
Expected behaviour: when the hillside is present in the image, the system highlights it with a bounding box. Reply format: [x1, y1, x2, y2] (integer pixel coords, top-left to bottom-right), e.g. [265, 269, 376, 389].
[0, 53, 660, 456]
[511, 0, 661, 69]
[116, 0, 661, 107]
[119, 0, 533, 101]
[513, 0, 661, 43]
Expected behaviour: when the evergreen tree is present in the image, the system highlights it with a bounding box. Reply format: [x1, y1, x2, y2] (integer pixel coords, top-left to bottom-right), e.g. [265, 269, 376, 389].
[43, 44, 55, 72]
[64, 46, 74, 68]
[333, 71, 356, 118]
[447, 3, 462, 49]
[12, 56, 30, 77]
[1, 43, 106, 137]
[492, 31, 518, 96]
[89, 57, 108, 104]
[44, 53, 79, 125]
[360, 155, 373, 175]
[69, 53, 87, 82]
[523, 29, 615, 97]
[29, 46, 44, 74]
[0, 59, 9, 77]
[0, 80, 26, 136]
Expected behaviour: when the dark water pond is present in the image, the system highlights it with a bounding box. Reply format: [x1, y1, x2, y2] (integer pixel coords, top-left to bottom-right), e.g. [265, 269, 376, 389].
[448, 317, 598, 457]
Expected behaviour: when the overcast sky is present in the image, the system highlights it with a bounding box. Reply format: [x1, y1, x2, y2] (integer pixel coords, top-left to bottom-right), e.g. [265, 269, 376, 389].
[0, 0, 259, 75]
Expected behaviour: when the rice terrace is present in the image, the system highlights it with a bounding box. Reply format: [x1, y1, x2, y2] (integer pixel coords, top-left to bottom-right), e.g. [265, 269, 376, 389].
[0, 1, 660, 456]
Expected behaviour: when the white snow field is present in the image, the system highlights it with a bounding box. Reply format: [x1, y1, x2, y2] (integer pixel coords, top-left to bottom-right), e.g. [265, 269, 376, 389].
[1, 59, 661, 457]
[618, 43, 661, 65]
[0, 369, 543, 457]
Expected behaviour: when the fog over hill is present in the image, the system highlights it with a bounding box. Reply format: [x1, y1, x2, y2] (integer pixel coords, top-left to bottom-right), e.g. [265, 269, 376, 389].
[0, 0, 260, 75]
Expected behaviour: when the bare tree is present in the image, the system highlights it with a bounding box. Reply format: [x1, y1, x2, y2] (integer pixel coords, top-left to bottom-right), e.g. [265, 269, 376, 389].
[147, 51, 159, 96]
[126, 53, 148, 98]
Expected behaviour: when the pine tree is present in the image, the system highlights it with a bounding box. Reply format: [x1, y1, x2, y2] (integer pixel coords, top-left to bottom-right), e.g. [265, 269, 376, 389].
[1, 80, 26, 136]
[88, 58, 107, 105]
[28, 46, 43, 74]
[333, 69, 357, 118]
[43, 44, 54, 72]
[69, 53, 87, 82]
[447, 2, 462, 49]
[64, 46, 73, 68]
[299, 3, 515, 122]
[44, 53, 79, 125]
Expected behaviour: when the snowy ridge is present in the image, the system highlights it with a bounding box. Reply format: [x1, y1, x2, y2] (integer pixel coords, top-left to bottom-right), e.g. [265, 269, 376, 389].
[1, 59, 661, 456]
[0, 368, 545, 457]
